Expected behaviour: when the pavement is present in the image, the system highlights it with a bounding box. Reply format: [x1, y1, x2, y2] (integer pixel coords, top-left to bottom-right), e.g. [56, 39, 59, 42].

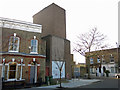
[16, 77, 118, 90]
[35, 78, 101, 89]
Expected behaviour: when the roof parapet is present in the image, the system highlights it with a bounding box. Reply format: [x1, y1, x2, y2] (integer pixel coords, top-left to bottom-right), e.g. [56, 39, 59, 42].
[0, 17, 42, 33]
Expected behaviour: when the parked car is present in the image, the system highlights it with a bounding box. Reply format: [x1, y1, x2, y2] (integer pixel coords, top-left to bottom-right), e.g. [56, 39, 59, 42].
[115, 73, 120, 78]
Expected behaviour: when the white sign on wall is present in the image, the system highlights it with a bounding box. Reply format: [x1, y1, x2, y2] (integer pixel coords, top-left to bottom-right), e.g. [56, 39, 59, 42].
[52, 61, 65, 79]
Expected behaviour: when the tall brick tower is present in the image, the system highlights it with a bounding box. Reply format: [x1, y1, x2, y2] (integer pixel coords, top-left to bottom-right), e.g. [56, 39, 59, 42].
[33, 3, 66, 39]
[33, 3, 73, 79]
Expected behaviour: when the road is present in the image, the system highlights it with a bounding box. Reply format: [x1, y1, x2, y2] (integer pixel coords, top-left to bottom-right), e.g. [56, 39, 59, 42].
[78, 78, 119, 88]
[18, 78, 120, 90]
[63, 78, 120, 90]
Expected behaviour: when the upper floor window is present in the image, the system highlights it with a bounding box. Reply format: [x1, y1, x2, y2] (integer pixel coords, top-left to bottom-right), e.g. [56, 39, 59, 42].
[30, 36, 38, 54]
[102, 58, 105, 63]
[90, 58, 93, 64]
[110, 54, 114, 63]
[97, 57, 100, 63]
[102, 55, 105, 63]
[8, 33, 20, 52]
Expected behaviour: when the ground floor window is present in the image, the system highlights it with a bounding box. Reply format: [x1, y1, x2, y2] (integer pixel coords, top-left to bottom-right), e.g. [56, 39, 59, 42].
[8, 62, 17, 80]
[115, 67, 118, 73]
[9, 64, 16, 79]
[111, 67, 114, 73]
[90, 68, 94, 74]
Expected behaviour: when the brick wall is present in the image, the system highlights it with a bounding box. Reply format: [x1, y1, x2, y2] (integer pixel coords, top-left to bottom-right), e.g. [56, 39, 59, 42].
[33, 3, 66, 39]
[2, 28, 45, 55]
[0, 27, 46, 83]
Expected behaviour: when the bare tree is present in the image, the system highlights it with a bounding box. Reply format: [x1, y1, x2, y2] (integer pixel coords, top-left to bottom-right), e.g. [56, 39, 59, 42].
[55, 61, 64, 88]
[74, 27, 108, 79]
[54, 49, 65, 88]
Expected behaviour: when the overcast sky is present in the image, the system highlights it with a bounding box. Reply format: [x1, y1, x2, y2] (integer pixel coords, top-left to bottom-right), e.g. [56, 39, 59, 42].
[0, 0, 119, 64]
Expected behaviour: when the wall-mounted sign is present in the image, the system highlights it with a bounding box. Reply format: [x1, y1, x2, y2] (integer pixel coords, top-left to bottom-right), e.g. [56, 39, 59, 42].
[52, 61, 65, 79]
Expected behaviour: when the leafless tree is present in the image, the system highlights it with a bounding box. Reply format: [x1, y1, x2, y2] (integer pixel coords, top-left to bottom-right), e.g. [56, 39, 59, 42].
[54, 49, 65, 88]
[74, 27, 109, 79]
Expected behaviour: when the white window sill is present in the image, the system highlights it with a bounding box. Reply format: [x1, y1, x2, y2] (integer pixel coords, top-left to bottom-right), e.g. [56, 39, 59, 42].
[30, 52, 38, 54]
[110, 62, 114, 63]
[4, 79, 25, 82]
[7, 79, 17, 81]
[8, 51, 19, 53]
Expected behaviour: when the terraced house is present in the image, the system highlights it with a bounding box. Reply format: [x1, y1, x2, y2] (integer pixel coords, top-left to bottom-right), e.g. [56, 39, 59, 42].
[0, 17, 46, 86]
[86, 48, 120, 77]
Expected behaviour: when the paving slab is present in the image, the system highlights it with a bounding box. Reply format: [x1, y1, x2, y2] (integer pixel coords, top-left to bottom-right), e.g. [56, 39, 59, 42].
[37, 79, 101, 88]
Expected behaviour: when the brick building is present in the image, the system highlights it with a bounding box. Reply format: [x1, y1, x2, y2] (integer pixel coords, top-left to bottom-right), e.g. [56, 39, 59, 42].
[33, 3, 73, 79]
[0, 3, 73, 89]
[86, 48, 119, 77]
[72, 63, 86, 78]
[0, 17, 46, 86]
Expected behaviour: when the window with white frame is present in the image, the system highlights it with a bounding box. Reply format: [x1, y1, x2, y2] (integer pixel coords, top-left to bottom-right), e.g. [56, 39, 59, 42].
[30, 38, 38, 54]
[111, 67, 114, 73]
[102, 55, 105, 63]
[110, 54, 114, 63]
[90, 58, 93, 64]
[8, 33, 20, 52]
[97, 57, 100, 63]
[8, 62, 17, 80]
[90, 68, 93, 74]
